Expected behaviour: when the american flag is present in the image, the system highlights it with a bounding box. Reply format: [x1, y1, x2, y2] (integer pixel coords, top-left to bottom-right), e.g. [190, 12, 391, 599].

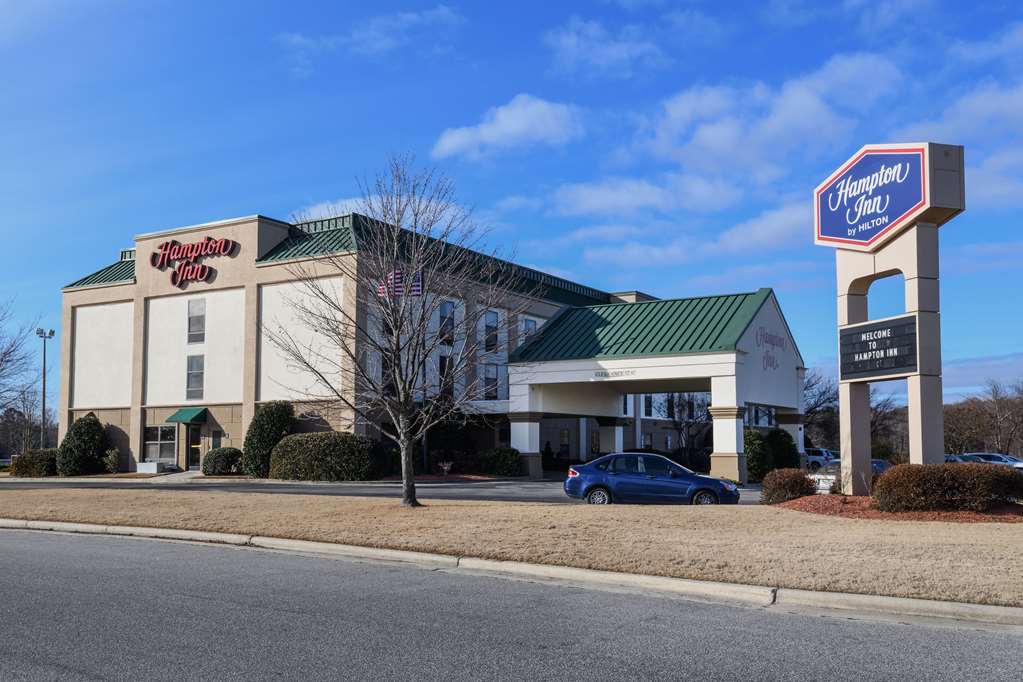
[377, 270, 422, 297]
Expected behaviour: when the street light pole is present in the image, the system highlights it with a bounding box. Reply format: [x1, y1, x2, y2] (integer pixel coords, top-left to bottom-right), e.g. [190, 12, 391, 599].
[36, 328, 55, 449]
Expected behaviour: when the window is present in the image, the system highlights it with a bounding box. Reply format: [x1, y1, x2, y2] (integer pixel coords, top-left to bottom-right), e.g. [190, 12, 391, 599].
[439, 354, 454, 399]
[187, 298, 205, 344]
[666, 397, 675, 420]
[612, 455, 639, 473]
[642, 433, 653, 448]
[643, 395, 653, 418]
[641, 455, 670, 477]
[521, 317, 537, 341]
[665, 434, 672, 450]
[381, 352, 396, 397]
[439, 301, 454, 345]
[559, 428, 570, 456]
[143, 425, 176, 463]
[622, 394, 630, 416]
[186, 355, 204, 400]
[482, 363, 499, 400]
[590, 430, 600, 454]
[211, 430, 222, 449]
[484, 310, 499, 352]
[745, 404, 776, 428]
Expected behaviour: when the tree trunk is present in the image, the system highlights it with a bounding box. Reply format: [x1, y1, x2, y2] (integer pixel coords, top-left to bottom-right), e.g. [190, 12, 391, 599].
[398, 429, 420, 507]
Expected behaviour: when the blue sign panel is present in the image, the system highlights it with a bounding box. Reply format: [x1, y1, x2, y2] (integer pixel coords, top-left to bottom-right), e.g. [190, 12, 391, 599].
[815, 146, 927, 251]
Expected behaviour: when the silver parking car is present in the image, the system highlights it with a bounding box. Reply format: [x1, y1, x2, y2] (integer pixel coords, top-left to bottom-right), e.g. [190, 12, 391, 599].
[966, 453, 1023, 470]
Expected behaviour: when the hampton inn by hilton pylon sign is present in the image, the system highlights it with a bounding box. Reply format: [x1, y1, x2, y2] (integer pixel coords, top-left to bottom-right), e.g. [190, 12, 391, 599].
[814, 142, 964, 495]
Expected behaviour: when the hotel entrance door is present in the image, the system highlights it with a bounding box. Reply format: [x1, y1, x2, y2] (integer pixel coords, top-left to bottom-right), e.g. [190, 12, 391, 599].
[187, 425, 202, 470]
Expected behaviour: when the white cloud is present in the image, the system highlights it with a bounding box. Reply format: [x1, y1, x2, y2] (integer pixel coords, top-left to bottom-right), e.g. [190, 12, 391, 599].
[277, 5, 463, 76]
[583, 238, 694, 266]
[840, 0, 935, 33]
[544, 17, 668, 78]
[431, 94, 583, 160]
[682, 260, 828, 293]
[643, 53, 902, 186]
[943, 239, 1023, 275]
[292, 197, 365, 221]
[494, 195, 544, 213]
[952, 23, 1023, 63]
[709, 201, 808, 252]
[662, 9, 731, 43]
[553, 177, 672, 215]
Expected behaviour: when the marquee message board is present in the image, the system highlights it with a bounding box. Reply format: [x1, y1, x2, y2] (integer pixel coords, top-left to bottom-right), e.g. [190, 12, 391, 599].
[814, 144, 928, 252]
[839, 315, 918, 381]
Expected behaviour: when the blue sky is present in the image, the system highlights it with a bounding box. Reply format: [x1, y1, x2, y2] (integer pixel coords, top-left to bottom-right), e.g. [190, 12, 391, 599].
[2, 0, 1022, 402]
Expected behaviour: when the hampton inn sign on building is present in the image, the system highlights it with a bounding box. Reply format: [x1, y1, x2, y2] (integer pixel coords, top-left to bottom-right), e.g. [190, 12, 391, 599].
[60, 212, 805, 481]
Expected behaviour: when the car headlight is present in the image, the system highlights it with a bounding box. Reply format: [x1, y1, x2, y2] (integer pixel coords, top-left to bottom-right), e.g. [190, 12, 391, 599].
[720, 481, 737, 492]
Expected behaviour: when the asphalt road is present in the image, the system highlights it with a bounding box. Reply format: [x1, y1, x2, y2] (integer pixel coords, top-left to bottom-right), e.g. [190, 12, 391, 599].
[1, 531, 1020, 681]
[0, 479, 762, 504]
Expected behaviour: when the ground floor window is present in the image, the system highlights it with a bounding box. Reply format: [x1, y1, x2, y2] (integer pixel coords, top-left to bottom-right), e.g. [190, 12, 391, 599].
[590, 430, 600, 454]
[143, 425, 176, 463]
[211, 430, 222, 449]
[642, 433, 653, 448]
[745, 404, 776, 428]
[558, 428, 570, 457]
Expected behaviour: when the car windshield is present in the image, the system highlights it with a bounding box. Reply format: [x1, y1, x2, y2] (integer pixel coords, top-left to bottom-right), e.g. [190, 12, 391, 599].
[1004, 456, 1021, 463]
[961, 455, 982, 462]
[820, 462, 841, 475]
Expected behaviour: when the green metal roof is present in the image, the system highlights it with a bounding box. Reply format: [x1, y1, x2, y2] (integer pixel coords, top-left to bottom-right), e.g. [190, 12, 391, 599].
[257, 213, 609, 307]
[509, 288, 774, 363]
[166, 407, 208, 424]
[64, 258, 136, 290]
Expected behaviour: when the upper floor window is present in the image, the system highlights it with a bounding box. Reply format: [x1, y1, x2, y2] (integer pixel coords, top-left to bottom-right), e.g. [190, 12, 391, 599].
[186, 355, 204, 400]
[484, 310, 499, 352]
[643, 395, 653, 418]
[521, 317, 537, 341]
[622, 394, 630, 416]
[438, 354, 454, 399]
[439, 301, 455, 345]
[483, 363, 499, 400]
[187, 299, 205, 344]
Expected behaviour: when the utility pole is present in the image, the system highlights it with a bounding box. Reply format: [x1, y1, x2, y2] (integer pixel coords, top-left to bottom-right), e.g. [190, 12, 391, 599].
[36, 328, 54, 449]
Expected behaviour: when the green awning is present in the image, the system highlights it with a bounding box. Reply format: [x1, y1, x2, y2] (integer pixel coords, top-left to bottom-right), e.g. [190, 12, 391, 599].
[166, 407, 208, 424]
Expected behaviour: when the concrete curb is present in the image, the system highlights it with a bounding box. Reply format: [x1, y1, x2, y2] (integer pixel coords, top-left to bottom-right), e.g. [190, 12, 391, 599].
[3, 518, 1022, 626]
[457, 558, 776, 607]
[774, 588, 1023, 626]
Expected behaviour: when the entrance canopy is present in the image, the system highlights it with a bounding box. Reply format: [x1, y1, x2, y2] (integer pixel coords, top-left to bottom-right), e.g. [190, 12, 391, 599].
[166, 407, 209, 424]
[507, 288, 805, 484]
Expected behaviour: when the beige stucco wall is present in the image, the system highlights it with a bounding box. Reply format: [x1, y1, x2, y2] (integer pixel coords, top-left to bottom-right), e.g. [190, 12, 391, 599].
[71, 301, 134, 409]
[145, 287, 245, 406]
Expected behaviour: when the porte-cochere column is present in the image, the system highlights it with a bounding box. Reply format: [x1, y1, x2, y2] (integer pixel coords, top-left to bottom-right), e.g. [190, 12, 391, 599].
[709, 375, 746, 485]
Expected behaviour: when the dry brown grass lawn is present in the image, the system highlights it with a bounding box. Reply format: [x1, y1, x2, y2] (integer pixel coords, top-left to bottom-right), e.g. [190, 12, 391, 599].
[1, 488, 1021, 607]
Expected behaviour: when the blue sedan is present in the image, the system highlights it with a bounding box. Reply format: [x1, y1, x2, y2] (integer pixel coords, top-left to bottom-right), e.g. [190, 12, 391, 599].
[563, 453, 740, 505]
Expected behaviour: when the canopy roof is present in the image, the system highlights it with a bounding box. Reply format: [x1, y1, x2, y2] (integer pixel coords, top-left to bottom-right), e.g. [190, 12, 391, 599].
[508, 288, 774, 363]
[165, 407, 208, 424]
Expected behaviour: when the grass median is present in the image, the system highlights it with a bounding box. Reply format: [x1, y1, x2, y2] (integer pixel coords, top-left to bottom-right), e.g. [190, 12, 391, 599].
[1, 488, 1021, 607]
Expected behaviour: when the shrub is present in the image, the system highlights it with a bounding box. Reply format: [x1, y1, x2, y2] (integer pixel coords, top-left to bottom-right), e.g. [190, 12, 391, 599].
[269, 431, 372, 481]
[761, 468, 816, 505]
[202, 447, 242, 476]
[103, 448, 120, 474]
[481, 447, 524, 476]
[56, 413, 108, 476]
[242, 401, 294, 478]
[744, 429, 770, 482]
[10, 449, 58, 477]
[764, 428, 800, 469]
[873, 463, 1023, 512]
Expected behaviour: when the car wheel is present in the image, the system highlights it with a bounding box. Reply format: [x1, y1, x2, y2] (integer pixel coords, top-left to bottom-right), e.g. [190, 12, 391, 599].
[586, 487, 612, 504]
[692, 490, 718, 505]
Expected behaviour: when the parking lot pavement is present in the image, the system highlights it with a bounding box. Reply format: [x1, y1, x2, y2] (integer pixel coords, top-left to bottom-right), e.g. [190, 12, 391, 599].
[0, 477, 763, 504]
[2, 530, 1019, 681]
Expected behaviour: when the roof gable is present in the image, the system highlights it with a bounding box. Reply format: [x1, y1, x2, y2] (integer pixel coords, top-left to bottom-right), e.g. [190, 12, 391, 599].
[64, 258, 136, 290]
[509, 288, 773, 363]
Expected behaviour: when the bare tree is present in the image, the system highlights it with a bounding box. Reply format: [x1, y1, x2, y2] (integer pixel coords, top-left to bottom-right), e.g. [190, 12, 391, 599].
[267, 155, 537, 506]
[802, 369, 838, 449]
[0, 302, 32, 412]
[944, 399, 986, 454]
[974, 380, 1023, 455]
[663, 392, 710, 466]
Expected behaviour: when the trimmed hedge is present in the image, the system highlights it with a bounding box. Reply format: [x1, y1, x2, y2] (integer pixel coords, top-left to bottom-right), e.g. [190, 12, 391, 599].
[242, 401, 294, 478]
[744, 429, 770, 482]
[761, 468, 816, 505]
[873, 463, 1023, 512]
[57, 413, 108, 476]
[269, 432, 372, 481]
[10, 449, 58, 477]
[103, 448, 120, 474]
[480, 447, 524, 476]
[764, 428, 800, 469]
[202, 447, 242, 476]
